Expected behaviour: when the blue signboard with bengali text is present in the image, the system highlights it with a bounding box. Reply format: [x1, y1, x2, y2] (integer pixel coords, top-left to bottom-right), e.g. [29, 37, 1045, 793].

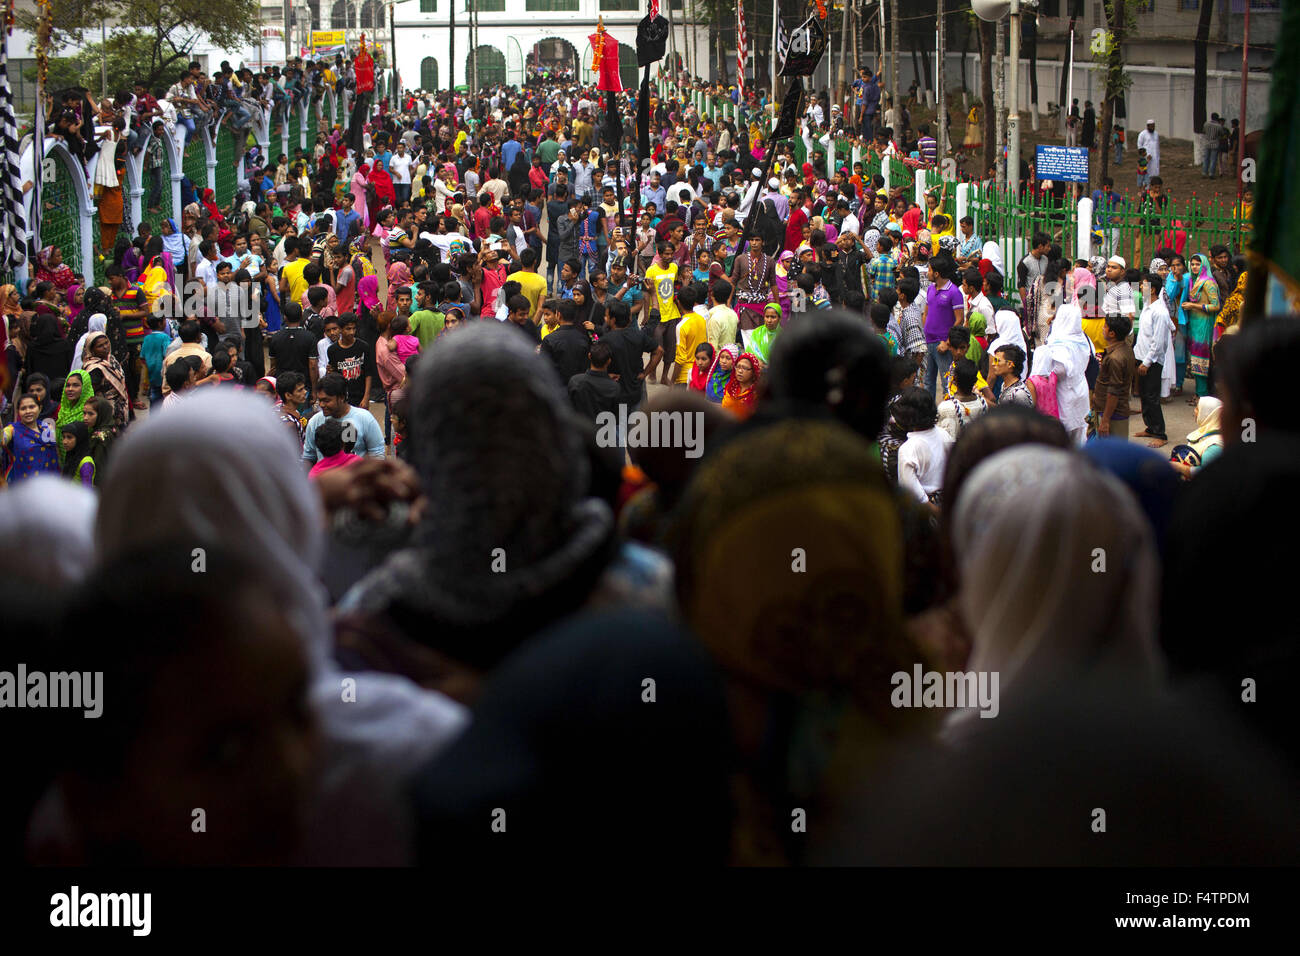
[1035, 145, 1090, 183]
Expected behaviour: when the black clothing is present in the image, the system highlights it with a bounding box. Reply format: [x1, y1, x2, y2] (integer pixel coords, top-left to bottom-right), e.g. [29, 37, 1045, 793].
[600, 324, 657, 407]
[268, 326, 317, 380]
[326, 337, 377, 407]
[567, 368, 622, 421]
[538, 324, 591, 386]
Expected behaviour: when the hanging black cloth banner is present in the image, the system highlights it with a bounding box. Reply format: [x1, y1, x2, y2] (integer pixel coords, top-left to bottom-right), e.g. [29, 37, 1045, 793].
[631, 13, 669, 236]
[772, 76, 804, 142]
[781, 15, 828, 78]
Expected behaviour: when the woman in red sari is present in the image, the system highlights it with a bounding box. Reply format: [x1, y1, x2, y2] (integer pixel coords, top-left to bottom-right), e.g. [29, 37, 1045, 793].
[34, 247, 81, 294]
[368, 159, 397, 209]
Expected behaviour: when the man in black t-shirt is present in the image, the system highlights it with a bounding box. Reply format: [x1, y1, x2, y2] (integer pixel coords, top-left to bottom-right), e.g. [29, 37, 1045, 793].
[326, 312, 376, 408]
[600, 300, 662, 409]
[267, 302, 319, 390]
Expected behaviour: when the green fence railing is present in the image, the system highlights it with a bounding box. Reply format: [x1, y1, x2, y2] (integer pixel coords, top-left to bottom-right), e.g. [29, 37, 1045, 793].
[137, 133, 176, 238]
[214, 126, 239, 207]
[969, 181, 1250, 269]
[41, 156, 82, 282]
[182, 129, 209, 197]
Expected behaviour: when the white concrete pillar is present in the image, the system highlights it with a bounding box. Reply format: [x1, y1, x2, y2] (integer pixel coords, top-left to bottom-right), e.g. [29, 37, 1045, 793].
[1076, 196, 1093, 261]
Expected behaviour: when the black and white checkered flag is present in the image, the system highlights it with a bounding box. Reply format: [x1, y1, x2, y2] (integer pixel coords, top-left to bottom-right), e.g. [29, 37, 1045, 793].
[0, 30, 29, 271]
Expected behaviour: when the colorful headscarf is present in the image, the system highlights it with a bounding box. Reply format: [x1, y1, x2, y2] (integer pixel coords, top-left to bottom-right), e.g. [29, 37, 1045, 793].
[705, 344, 740, 403]
[55, 368, 92, 464]
[723, 351, 762, 412]
[1189, 254, 1215, 302]
[745, 304, 782, 365]
[386, 261, 414, 311]
[65, 285, 84, 322]
[357, 274, 381, 311]
[687, 342, 716, 392]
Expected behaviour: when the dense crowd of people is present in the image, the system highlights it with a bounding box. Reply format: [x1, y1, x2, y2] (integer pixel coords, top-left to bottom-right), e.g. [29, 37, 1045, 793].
[1, 55, 1292, 867]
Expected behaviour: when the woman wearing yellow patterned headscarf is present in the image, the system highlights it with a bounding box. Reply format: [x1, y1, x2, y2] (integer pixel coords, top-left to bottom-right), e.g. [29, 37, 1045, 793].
[669, 418, 937, 864]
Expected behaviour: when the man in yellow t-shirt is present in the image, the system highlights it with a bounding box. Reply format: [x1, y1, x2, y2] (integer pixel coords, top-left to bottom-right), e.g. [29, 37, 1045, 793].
[279, 238, 313, 307]
[644, 243, 681, 387]
[512, 249, 549, 324]
[672, 284, 709, 385]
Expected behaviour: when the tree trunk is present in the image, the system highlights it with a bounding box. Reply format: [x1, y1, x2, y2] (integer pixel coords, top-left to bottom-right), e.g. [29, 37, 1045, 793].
[1100, 0, 1127, 188]
[1192, 0, 1214, 135]
[959, 16, 970, 92]
[937, 0, 947, 156]
[890, 0, 900, 109]
[995, 19, 1006, 187]
[979, 19, 995, 175]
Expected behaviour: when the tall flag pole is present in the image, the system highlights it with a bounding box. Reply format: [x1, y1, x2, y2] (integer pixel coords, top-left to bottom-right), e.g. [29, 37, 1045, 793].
[771, 3, 782, 102]
[737, 2, 748, 102]
[30, 0, 53, 265]
[1, 0, 29, 274]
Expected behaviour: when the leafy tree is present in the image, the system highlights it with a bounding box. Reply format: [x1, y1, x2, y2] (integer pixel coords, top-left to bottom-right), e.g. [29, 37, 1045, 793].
[18, 0, 261, 92]
[29, 31, 159, 98]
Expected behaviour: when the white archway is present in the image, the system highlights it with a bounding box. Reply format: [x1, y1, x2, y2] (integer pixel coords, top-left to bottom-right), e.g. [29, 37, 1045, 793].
[20, 139, 96, 283]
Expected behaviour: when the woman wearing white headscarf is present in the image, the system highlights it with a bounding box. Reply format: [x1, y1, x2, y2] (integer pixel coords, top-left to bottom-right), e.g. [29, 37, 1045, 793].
[1030, 261, 1092, 444]
[69, 314, 107, 372]
[92, 389, 468, 864]
[0, 476, 97, 590]
[945, 445, 1162, 735]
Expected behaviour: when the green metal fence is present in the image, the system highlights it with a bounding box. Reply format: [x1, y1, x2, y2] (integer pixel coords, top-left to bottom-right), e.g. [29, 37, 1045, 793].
[968, 182, 1250, 269]
[288, 108, 301, 156]
[138, 133, 176, 238]
[40, 155, 82, 282]
[306, 104, 319, 153]
[182, 129, 209, 197]
[1091, 191, 1249, 266]
[214, 126, 239, 207]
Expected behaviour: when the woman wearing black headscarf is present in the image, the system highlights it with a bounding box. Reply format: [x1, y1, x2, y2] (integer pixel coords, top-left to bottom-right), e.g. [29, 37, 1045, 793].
[335, 322, 671, 704]
[24, 314, 74, 383]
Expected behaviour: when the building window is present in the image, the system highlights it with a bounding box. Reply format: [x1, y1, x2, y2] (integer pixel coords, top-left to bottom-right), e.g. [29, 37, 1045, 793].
[330, 0, 355, 28]
[525, 0, 579, 9]
[1178, 0, 1198, 8]
[1040, 0, 1060, 15]
[475, 0, 505, 9]
[420, 57, 438, 90]
[600, 0, 640, 9]
[360, 0, 382, 27]
[420, 0, 436, 10]
[467, 46, 507, 86]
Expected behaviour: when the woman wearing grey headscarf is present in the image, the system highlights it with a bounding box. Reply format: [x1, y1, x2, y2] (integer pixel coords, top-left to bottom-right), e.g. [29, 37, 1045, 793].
[338, 322, 669, 702]
[87, 389, 468, 864]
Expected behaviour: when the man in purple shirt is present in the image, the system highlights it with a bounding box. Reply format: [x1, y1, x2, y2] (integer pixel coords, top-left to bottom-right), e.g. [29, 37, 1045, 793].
[924, 255, 966, 397]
